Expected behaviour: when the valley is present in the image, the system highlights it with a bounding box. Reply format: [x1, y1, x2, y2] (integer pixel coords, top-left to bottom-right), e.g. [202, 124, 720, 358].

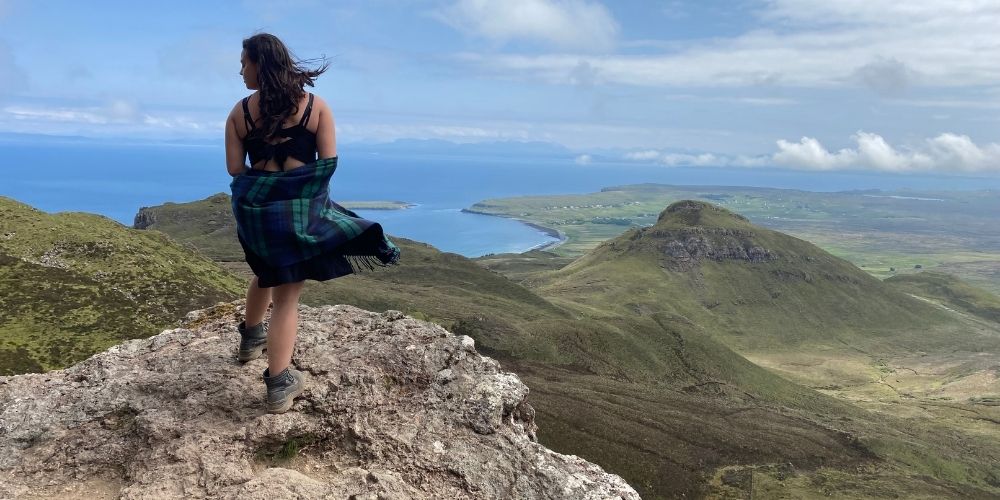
[3, 192, 999, 498]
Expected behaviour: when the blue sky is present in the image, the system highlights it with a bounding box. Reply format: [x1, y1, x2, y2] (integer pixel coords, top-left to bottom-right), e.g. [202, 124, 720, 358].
[1, 0, 999, 174]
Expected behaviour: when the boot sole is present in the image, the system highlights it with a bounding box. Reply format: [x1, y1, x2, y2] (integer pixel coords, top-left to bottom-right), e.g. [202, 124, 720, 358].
[267, 371, 306, 414]
[238, 345, 266, 363]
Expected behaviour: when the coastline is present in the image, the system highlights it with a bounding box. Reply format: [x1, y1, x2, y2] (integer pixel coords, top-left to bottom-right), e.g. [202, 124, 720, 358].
[341, 201, 417, 211]
[461, 208, 567, 252]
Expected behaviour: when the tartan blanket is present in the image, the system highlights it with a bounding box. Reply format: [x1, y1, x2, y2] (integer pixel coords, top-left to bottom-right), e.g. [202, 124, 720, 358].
[230, 156, 401, 270]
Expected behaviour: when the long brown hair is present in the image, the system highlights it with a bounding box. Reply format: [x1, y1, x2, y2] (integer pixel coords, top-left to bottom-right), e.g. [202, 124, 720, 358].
[242, 33, 329, 141]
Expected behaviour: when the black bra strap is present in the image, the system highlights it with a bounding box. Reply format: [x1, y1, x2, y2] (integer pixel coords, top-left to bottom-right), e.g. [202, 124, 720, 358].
[298, 93, 314, 127]
[242, 97, 255, 131]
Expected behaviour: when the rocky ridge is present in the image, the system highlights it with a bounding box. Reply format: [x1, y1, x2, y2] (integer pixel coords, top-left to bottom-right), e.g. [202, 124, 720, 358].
[0, 301, 638, 499]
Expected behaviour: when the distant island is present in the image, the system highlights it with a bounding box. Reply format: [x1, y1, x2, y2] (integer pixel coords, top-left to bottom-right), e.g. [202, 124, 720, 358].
[338, 200, 416, 210]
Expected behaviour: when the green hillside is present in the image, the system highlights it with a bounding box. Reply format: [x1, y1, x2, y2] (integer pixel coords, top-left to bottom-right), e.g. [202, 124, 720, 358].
[525, 200, 1000, 497]
[541, 201, 989, 356]
[0, 197, 243, 375]
[473, 249, 576, 284]
[886, 271, 1000, 324]
[129, 194, 1000, 498]
[133, 193, 242, 260]
[467, 184, 1000, 294]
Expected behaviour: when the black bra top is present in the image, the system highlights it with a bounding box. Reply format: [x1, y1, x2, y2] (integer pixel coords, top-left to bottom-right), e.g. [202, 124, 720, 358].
[242, 93, 317, 170]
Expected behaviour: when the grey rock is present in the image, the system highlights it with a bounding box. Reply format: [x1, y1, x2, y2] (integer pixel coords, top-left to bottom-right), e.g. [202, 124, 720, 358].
[647, 228, 777, 271]
[0, 301, 638, 499]
[132, 207, 157, 230]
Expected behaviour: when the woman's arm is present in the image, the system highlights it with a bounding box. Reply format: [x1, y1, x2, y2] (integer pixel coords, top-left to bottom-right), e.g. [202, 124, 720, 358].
[225, 103, 249, 176]
[315, 96, 337, 159]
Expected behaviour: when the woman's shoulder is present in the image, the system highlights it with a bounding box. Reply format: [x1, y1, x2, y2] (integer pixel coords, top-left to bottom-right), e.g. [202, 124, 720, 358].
[308, 92, 332, 113]
[240, 92, 259, 107]
[228, 93, 258, 116]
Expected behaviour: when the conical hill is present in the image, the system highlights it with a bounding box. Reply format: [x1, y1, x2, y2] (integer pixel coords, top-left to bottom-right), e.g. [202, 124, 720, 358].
[542, 200, 991, 358]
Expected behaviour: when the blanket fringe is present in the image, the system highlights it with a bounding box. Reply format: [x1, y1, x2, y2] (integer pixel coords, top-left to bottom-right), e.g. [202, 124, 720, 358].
[345, 253, 399, 274]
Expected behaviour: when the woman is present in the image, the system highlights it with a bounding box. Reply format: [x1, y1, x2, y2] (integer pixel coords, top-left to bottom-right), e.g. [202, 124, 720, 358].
[225, 33, 400, 414]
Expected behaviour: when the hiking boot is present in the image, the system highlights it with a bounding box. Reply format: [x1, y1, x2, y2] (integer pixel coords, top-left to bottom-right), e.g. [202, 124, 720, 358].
[262, 366, 306, 414]
[237, 320, 268, 362]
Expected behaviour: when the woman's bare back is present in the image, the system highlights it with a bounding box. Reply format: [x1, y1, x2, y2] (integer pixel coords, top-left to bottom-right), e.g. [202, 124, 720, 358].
[238, 92, 318, 172]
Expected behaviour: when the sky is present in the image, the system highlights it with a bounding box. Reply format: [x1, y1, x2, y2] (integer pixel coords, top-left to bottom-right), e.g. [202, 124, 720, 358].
[1, 0, 1000, 175]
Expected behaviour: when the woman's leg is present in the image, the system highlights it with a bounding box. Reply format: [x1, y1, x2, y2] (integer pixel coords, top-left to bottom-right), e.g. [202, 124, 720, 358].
[267, 280, 305, 375]
[245, 276, 272, 327]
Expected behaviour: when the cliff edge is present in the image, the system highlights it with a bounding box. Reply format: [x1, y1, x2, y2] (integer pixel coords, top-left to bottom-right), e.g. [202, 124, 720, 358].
[0, 301, 638, 499]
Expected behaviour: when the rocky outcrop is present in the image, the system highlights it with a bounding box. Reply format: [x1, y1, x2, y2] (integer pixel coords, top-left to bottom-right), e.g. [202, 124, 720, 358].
[589, 200, 778, 271]
[0, 301, 638, 499]
[650, 228, 777, 271]
[132, 207, 157, 230]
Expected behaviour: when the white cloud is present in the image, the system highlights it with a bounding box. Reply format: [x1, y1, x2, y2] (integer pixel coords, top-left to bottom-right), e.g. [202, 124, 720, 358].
[140, 114, 218, 131]
[1, 103, 223, 138]
[925, 133, 998, 170]
[6, 106, 111, 125]
[624, 150, 660, 161]
[660, 152, 720, 167]
[452, 1, 1000, 90]
[5, 100, 143, 125]
[760, 0, 993, 26]
[773, 131, 1000, 173]
[622, 130, 1000, 173]
[623, 149, 769, 168]
[574, 153, 591, 164]
[773, 136, 857, 170]
[731, 155, 771, 168]
[434, 0, 619, 52]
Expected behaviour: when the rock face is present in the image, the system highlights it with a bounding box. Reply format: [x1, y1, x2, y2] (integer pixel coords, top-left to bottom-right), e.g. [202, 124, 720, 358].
[650, 227, 777, 271]
[0, 301, 638, 499]
[132, 207, 157, 230]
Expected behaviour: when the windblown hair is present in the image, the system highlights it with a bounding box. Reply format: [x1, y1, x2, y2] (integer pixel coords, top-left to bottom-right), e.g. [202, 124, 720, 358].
[242, 33, 329, 141]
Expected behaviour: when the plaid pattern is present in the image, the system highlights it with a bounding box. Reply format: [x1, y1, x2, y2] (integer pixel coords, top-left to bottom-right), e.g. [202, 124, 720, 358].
[230, 156, 400, 269]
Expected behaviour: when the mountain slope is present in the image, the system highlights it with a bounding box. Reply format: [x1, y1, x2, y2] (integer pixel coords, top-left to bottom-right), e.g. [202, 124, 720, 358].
[886, 271, 1000, 324]
[525, 200, 1000, 496]
[127, 194, 1000, 498]
[0, 197, 242, 375]
[539, 200, 993, 357]
[133, 193, 242, 261]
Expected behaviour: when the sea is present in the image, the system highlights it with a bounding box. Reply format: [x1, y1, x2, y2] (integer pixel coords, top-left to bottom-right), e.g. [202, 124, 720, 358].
[4, 139, 1000, 257]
